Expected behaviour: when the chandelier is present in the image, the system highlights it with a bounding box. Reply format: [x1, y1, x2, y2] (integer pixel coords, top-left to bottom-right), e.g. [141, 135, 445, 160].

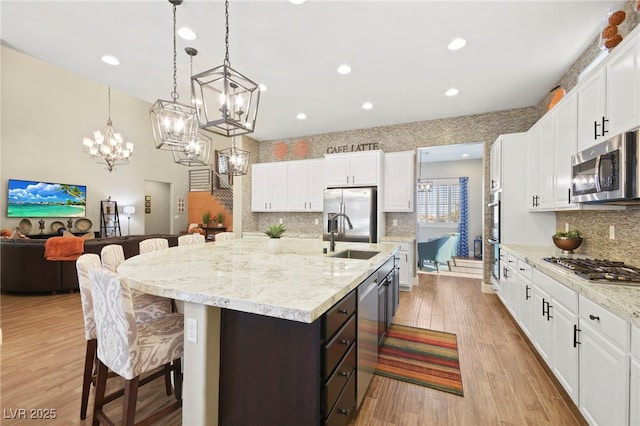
[173, 47, 212, 166]
[82, 87, 133, 172]
[150, 0, 199, 151]
[417, 180, 433, 192]
[191, 0, 260, 137]
[219, 136, 250, 176]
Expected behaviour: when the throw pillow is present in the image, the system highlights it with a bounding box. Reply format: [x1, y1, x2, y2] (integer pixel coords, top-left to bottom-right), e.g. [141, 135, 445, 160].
[82, 232, 95, 240]
[62, 230, 75, 238]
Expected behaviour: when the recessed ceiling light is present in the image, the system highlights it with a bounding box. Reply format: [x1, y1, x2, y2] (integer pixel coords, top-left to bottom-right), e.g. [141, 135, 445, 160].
[461, 153, 469, 158]
[448, 38, 467, 51]
[101, 55, 120, 66]
[296, 113, 307, 120]
[259, 83, 268, 92]
[337, 64, 351, 75]
[362, 102, 373, 110]
[177, 27, 197, 41]
[445, 88, 459, 97]
[289, 0, 306, 4]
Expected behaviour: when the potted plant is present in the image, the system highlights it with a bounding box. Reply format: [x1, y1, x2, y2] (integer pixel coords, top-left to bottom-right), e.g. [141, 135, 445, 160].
[264, 223, 286, 253]
[552, 230, 583, 254]
[217, 212, 225, 228]
[202, 211, 212, 227]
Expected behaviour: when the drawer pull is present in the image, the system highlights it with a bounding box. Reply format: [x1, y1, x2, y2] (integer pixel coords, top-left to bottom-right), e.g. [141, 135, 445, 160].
[589, 314, 600, 321]
[339, 339, 350, 346]
[519, 267, 525, 271]
[338, 409, 351, 417]
[338, 309, 350, 315]
[339, 370, 349, 377]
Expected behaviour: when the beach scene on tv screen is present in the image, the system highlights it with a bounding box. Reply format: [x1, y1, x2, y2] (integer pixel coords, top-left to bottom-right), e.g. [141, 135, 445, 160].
[7, 179, 86, 218]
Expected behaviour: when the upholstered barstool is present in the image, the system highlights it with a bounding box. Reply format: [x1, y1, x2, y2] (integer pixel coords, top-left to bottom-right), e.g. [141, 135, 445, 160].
[178, 233, 205, 246]
[100, 244, 173, 322]
[139, 237, 169, 254]
[214, 231, 235, 242]
[76, 254, 173, 420]
[90, 268, 183, 425]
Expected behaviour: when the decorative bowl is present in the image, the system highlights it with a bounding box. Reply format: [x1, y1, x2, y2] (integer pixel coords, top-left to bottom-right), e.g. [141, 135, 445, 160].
[552, 236, 583, 254]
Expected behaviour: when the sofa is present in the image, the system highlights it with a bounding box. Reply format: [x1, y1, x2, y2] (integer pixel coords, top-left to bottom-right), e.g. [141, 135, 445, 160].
[0, 234, 178, 294]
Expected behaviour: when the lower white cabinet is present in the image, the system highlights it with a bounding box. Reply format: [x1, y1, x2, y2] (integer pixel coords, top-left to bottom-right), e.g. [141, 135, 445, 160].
[551, 300, 579, 402]
[515, 262, 534, 339]
[386, 240, 415, 291]
[532, 282, 553, 365]
[631, 325, 639, 426]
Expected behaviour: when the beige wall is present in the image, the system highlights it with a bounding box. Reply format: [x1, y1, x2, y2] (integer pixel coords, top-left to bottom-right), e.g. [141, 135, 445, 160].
[0, 45, 231, 236]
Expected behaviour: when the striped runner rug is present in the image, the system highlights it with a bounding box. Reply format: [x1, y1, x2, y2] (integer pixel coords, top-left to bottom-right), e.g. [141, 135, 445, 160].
[375, 324, 464, 396]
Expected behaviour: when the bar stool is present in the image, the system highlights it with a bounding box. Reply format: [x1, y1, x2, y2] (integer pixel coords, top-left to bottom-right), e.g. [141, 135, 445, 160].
[90, 268, 183, 425]
[76, 254, 173, 420]
[178, 233, 205, 246]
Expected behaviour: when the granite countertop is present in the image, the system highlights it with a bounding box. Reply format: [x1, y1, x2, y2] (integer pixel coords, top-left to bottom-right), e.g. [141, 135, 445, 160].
[118, 237, 399, 324]
[501, 244, 640, 328]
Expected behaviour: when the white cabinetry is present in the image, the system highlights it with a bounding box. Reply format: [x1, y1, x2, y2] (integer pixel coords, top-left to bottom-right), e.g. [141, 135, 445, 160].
[325, 150, 382, 188]
[578, 27, 640, 152]
[631, 325, 640, 426]
[490, 137, 502, 192]
[286, 159, 324, 212]
[251, 162, 288, 212]
[387, 240, 415, 291]
[553, 91, 580, 210]
[537, 114, 555, 210]
[515, 260, 534, 339]
[526, 124, 542, 210]
[578, 295, 630, 426]
[383, 151, 414, 212]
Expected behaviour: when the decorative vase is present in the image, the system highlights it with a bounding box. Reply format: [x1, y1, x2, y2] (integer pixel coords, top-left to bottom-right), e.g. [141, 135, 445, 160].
[552, 236, 583, 254]
[267, 238, 282, 254]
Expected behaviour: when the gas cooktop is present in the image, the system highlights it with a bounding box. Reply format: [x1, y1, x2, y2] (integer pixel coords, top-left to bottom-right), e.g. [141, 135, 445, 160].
[543, 257, 640, 285]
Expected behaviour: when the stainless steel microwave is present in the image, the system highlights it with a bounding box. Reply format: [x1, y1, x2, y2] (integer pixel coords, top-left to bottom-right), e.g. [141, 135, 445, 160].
[571, 129, 639, 203]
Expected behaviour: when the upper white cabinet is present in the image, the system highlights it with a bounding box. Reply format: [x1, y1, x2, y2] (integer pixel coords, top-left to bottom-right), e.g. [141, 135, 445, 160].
[525, 114, 554, 210]
[553, 91, 580, 210]
[578, 27, 640, 152]
[286, 159, 324, 212]
[489, 137, 502, 192]
[526, 123, 541, 210]
[251, 162, 288, 212]
[325, 150, 382, 187]
[383, 151, 414, 212]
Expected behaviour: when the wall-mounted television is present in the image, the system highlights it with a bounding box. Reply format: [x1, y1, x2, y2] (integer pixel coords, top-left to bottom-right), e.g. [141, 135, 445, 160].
[7, 179, 87, 218]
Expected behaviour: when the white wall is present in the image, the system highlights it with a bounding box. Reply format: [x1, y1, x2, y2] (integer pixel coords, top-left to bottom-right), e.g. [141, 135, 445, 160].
[417, 158, 484, 256]
[0, 46, 231, 236]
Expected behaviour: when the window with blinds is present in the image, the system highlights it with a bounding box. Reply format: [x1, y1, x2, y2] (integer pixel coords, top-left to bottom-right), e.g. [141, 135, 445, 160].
[417, 178, 461, 224]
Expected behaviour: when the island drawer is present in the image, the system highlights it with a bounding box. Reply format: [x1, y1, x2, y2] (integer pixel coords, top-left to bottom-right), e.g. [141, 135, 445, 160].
[325, 369, 356, 426]
[323, 343, 356, 418]
[323, 315, 356, 377]
[324, 290, 356, 340]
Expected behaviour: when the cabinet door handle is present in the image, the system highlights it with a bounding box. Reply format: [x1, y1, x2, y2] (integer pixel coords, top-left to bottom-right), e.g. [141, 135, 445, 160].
[589, 314, 600, 321]
[309, 202, 311, 210]
[339, 370, 350, 378]
[568, 188, 571, 204]
[594, 120, 600, 140]
[525, 285, 531, 300]
[573, 324, 581, 348]
[408, 200, 411, 209]
[602, 117, 609, 136]
[304, 202, 307, 209]
[547, 303, 553, 321]
[347, 176, 349, 184]
[339, 339, 350, 346]
[542, 298, 548, 317]
[338, 409, 351, 417]
[352, 175, 355, 184]
[338, 309, 350, 315]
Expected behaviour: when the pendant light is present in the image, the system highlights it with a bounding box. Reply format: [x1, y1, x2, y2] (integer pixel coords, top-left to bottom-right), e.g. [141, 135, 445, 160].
[150, 0, 199, 151]
[417, 150, 433, 192]
[173, 47, 213, 166]
[82, 87, 133, 172]
[218, 136, 250, 177]
[191, 0, 260, 137]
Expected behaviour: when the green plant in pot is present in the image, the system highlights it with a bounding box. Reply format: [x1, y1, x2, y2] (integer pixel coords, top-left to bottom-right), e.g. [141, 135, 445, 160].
[217, 212, 225, 227]
[202, 211, 212, 227]
[553, 230, 583, 254]
[265, 223, 286, 253]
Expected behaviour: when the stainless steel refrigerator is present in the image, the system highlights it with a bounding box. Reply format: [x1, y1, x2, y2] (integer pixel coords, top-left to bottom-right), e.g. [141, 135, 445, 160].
[323, 187, 377, 243]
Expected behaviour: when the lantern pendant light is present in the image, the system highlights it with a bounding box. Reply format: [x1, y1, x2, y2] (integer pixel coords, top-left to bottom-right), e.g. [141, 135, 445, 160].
[173, 47, 213, 166]
[191, 0, 260, 137]
[150, 0, 199, 151]
[218, 136, 250, 177]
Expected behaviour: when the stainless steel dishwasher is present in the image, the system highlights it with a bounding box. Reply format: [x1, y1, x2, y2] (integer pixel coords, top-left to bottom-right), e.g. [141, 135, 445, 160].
[356, 272, 378, 409]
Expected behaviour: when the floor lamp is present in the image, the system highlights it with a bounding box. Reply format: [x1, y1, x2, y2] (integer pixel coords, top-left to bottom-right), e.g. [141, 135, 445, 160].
[123, 205, 136, 236]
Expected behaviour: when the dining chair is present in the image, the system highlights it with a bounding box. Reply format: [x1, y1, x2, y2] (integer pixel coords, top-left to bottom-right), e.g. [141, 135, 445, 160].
[214, 231, 235, 242]
[178, 233, 205, 246]
[139, 237, 169, 254]
[76, 254, 173, 420]
[90, 268, 183, 425]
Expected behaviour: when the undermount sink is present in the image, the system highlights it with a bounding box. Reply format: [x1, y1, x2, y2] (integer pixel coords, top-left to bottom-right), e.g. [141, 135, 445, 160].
[330, 249, 379, 260]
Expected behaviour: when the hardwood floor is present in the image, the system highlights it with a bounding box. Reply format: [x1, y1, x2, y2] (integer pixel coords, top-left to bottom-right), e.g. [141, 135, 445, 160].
[0, 274, 586, 425]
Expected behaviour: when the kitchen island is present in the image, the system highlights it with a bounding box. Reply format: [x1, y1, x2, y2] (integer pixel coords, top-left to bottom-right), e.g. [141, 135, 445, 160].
[118, 237, 399, 426]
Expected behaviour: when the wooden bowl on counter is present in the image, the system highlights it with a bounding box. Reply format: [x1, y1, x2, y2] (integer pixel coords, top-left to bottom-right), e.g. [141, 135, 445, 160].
[552, 236, 583, 254]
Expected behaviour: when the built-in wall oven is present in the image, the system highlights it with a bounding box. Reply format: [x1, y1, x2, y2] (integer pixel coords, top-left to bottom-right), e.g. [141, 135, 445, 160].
[487, 191, 501, 283]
